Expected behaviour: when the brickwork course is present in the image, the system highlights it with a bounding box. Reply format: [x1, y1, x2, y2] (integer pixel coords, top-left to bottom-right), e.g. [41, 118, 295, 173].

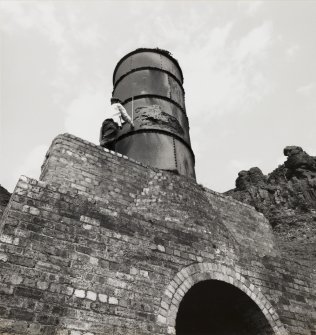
[0, 133, 315, 335]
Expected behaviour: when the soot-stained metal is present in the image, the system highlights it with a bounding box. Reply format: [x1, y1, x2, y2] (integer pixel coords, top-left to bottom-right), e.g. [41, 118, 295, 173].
[113, 48, 196, 179]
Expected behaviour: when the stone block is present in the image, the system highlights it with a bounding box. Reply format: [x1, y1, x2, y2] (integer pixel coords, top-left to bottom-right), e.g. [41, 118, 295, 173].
[108, 296, 118, 305]
[98, 294, 108, 303]
[74, 289, 86, 299]
[86, 291, 97, 301]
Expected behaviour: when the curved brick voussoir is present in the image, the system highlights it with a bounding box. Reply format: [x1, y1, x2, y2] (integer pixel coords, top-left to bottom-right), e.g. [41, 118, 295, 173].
[158, 262, 289, 335]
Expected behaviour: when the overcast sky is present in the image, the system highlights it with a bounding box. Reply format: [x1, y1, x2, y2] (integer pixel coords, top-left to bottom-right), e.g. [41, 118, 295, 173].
[1, 0, 315, 193]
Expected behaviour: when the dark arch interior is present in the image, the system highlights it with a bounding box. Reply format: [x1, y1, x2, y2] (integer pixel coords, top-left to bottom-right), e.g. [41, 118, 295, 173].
[176, 280, 274, 335]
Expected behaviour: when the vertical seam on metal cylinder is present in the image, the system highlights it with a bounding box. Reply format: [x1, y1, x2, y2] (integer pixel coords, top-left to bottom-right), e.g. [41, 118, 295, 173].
[130, 55, 133, 96]
[167, 74, 172, 99]
[173, 138, 178, 170]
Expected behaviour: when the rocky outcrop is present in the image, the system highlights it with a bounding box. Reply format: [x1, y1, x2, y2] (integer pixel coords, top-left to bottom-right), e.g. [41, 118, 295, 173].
[0, 185, 11, 220]
[225, 146, 316, 265]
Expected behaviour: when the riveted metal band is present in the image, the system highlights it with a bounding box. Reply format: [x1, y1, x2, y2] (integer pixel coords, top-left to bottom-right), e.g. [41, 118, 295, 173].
[113, 48, 184, 85]
[113, 66, 185, 95]
[116, 129, 195, 163]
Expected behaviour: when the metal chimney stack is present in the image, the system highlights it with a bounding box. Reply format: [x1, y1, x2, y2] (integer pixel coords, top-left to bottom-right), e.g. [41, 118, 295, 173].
[112, 48, 195, 179]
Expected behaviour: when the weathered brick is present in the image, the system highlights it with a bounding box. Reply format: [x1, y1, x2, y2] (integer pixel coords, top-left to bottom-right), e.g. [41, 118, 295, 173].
[108, 296, 118, 305]
[15, 286, 44, 300]
[0, 134, 313, 335]
[74, 289, 85, 299]
[86, 291, 97, 301]
[98, 293, 108, 303]
[9, 308, 34, 321]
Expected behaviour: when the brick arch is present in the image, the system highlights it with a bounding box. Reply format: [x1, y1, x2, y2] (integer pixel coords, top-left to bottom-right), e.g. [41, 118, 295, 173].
[157, 262, 288, 335]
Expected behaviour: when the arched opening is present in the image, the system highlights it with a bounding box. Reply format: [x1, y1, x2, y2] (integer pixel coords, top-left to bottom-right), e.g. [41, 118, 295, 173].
[176, 280, 274, 335]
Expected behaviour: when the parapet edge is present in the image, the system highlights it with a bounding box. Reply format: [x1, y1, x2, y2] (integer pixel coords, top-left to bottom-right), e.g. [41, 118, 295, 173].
[42, 133, 267, 221]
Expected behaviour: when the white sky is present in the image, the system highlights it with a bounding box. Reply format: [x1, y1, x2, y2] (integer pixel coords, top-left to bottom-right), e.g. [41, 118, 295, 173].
[0, 0, 315, 193]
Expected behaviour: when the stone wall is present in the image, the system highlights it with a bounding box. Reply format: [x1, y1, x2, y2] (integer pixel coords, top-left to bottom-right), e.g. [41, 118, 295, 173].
[0, 134, 315, 335]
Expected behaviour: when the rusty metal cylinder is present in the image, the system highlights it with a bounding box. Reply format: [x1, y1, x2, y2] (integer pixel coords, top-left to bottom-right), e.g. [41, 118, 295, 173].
[112, 48, 195, 179]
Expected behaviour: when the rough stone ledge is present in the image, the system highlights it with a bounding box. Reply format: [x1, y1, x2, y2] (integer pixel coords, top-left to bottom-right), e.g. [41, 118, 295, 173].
[202, 185, 266, 214]
[55, 135, 257, 202]
[39, 133, 269, 225]
[48, 133, 197, 184]
[51, 133, 159, 170]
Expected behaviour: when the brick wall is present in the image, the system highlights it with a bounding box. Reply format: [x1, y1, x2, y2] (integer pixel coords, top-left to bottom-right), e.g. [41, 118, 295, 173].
[0, 133, 315, 335]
